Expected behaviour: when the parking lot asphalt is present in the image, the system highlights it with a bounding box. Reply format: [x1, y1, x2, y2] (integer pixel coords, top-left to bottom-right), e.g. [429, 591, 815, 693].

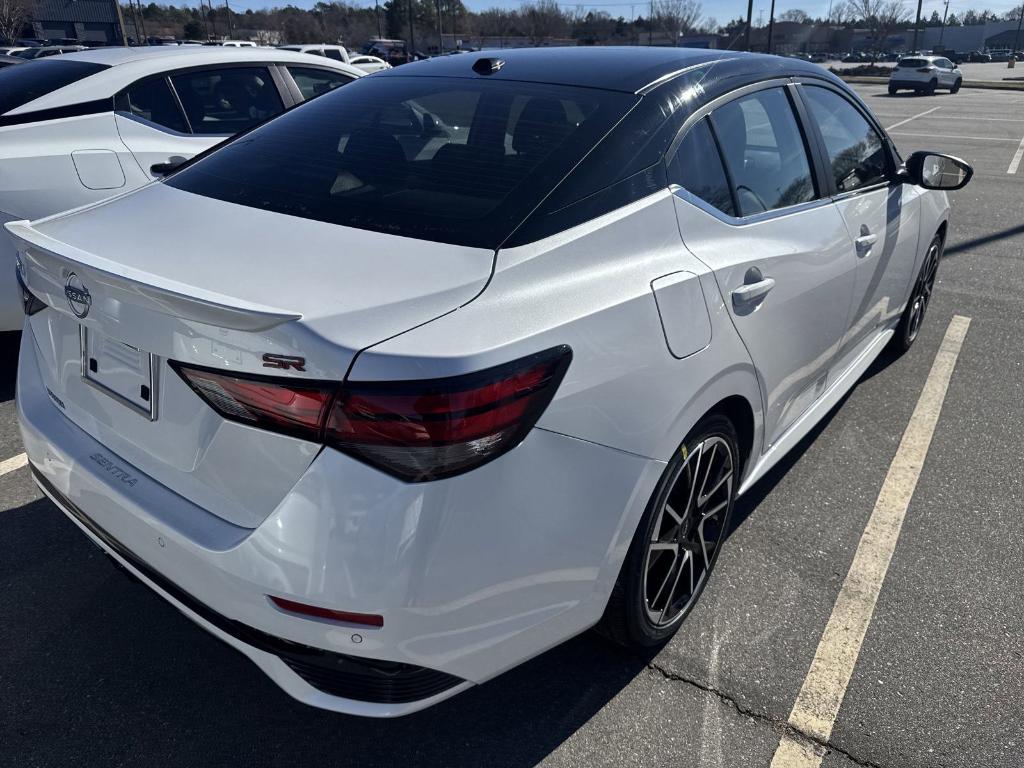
[2, 84, 1022, 768]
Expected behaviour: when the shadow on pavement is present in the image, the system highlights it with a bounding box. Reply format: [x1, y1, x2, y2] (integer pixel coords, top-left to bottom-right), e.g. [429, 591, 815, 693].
[943, 222, 1024, 258]
[0, 331, 18, 403]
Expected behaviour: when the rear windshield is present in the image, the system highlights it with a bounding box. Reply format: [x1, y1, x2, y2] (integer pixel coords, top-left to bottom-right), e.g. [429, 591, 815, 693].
[898, 58, 928, 68]
[0, 60, 108, 114]
[167, 75, 637, 249]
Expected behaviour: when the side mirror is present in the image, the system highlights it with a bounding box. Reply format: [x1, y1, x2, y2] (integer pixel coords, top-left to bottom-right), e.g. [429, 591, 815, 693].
[903, 151, 973, 191]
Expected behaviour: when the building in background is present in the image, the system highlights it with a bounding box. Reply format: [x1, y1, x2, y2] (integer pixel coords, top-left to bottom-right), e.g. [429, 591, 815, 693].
[27, 0, 123, 44]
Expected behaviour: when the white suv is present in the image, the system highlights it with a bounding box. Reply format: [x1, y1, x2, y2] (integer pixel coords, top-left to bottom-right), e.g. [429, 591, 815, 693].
[889, 55, 962, 95]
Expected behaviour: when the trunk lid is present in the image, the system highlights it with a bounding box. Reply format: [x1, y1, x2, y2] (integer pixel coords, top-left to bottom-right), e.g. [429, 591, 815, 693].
[9, 183, 494, 528]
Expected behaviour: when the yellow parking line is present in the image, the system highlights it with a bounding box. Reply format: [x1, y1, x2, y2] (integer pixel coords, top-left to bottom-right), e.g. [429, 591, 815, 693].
[770, 315, 971, 768]
[0, 453, 28, 478]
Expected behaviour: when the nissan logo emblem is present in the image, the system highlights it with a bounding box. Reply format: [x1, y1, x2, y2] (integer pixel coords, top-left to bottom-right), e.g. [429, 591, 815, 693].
[65, 273, 91, 319]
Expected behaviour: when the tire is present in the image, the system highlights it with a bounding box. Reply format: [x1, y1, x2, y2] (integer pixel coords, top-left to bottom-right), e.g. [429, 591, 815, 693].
[926, 78, 937, 95]
[951, 78, 962, 93]
[888, 84, 898, 95]
[893, 234, 942, 354]
[598, 414, 739, 647]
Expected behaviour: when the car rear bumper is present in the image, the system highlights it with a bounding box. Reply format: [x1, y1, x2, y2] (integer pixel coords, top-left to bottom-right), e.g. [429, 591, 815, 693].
[889, 77, 937, 89]
[17, 324, 663, 714]
[31, 464, 470, 713]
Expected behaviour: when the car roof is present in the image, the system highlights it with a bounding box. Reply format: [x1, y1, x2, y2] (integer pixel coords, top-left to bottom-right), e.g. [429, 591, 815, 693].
[372, 46, 831, 93]
[5, 46, 363, 115]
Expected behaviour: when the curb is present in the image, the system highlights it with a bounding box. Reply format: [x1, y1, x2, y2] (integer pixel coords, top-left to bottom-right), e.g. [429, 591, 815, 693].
[838, 75, 1024, 91]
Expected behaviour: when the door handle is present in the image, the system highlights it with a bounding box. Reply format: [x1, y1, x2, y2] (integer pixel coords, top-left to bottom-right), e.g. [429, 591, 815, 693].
[732, 277, 776, 306]
[150, 156, 187, 177]
[855, 230, 878, 257]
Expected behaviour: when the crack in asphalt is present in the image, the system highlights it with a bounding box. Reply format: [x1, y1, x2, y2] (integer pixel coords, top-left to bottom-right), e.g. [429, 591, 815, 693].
[645, 660, 889, 768]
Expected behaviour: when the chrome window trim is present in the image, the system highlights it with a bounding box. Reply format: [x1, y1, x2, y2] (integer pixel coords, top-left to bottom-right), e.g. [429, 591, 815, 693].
[665, 77, 829, 226]
[665, 77, 794, 160]
[669, 183, 834, 225]
[114, 109, 199, 138]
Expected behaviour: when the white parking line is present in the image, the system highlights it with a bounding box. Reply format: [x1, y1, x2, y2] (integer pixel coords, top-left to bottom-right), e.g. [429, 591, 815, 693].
[1007, 136, 1024, 174]
[769, 315, 971, 768]
[0, 452, 28, 478]
[890, 131, 1019, 142]
[885, 107, 941, 131]
[921, 115, 1024, 123]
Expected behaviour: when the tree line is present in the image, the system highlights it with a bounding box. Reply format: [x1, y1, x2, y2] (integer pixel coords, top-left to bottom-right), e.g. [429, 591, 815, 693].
[4, 0, 1023, 49]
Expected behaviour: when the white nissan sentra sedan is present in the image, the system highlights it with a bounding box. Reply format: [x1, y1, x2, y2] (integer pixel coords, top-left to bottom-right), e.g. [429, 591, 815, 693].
[8, 48, 972, 716]
[0, 46, 363, 332]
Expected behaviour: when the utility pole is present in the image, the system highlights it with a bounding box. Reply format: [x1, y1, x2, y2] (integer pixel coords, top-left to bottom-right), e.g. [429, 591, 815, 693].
[766, 0, 776, 52]
[648, 0, 653, 45]
[1015, 1, 1023, 53]
[374, 0, 382, 38]
[435, 0, 443, 53]
[911, 0, 922, 52]
[128, 0, 141, 43]
[113, 0, 128, 45]
[136, 0, 148, 42]
[938, 0, 950, 46]
[743, 0, 753, 50]
[407, 0, 415, 60]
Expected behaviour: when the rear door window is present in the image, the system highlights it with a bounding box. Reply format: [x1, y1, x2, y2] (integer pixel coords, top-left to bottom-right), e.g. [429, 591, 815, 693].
[167, 76, 636, 248]
[287, 66, 353, 101]
[710, 88, 816, 216]
[0, 59, 108, 114]
[325, 49, 345, 61]
[170, 67, 284, 135]
[121, 77, 189, 133]
[668, 118, 736, 216]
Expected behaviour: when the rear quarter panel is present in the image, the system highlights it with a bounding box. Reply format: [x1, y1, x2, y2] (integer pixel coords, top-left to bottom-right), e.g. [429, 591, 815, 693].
[349, 191, 765, 469]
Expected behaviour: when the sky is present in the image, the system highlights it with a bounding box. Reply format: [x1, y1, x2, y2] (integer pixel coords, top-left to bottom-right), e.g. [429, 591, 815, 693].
[216, 0, 1023, 24]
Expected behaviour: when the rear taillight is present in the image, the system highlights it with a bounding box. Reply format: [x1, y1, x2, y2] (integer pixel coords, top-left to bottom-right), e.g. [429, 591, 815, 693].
[170, 345, 571, 482]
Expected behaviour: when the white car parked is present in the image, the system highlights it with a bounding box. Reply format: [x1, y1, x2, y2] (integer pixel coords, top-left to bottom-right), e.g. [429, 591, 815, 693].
[348, 54, 391, 73]
[278, 44, 350, 63]
[9, 48, 971, 716]
[0, 46, 362, 331]
[889, 55, 963, 95]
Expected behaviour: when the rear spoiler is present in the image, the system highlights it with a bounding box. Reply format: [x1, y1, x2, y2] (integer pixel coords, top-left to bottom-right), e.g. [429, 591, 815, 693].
[5, 220, 302, 332]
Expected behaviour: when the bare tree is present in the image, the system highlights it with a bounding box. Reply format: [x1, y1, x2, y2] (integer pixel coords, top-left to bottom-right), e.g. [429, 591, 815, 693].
[653, 0, 702, 42]
[829, 0, 855, 25]
[778, 8, 809, 23]
[0, 0, 32, 44]
[843, 0, 909, 49]
[521, 0, 567, 43]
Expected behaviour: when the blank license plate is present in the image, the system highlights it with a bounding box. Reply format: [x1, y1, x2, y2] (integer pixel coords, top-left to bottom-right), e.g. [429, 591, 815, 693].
[81, 326, 157, 419]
